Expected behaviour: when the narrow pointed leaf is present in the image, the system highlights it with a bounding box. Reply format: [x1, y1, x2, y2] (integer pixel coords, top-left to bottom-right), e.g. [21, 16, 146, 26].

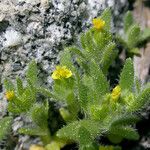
[127, 25, 140, 48]
[101, 8, 111, 31]
[119, 58, 134, 92]
[0, 117, 13, 141]
[26, 60, 38, 86]
[124, 11, 134, 33]
[110, 126, 139, 140]
[3, 79, 15, 91]
[16, 77, 24, 96]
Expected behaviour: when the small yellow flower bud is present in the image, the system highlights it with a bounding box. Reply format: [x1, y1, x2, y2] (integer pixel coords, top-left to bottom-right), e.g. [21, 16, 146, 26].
[111, 85, 121, 101]
[92, 18, 105, 30]
[51, 66, 72, 80]
[5, 91, 15, 101]
[29, 145, 45, 150]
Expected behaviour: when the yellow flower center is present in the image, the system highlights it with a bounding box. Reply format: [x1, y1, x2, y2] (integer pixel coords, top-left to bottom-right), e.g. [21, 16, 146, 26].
[29, 145, 45, 150]
[5, 91, 15, 101]
[92, 18, 105, 30]
[51, 66, 72, 80]
[111, 85, 121, 101]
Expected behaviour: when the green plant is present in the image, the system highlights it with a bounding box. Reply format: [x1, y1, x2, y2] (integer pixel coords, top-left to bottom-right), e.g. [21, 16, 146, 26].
[0, 117, 12, 141]
[116, 11, 150, 56]
[1, 8, 150, 150]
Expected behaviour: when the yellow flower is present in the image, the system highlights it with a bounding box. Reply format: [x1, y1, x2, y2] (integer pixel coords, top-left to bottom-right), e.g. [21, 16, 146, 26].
[51, 66, 72, 80]
[92, 18, 105, 30]
[111, 85, 121, 101]
[29, 145, 45, 150]
[5, 91, 15, 101]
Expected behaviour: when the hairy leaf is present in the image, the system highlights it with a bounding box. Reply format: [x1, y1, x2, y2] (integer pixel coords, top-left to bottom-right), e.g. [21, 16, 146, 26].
[111, 115, 140, 126]
[0, 117, 13, 141]
[60, 48, 74, 71]
[124, 11, 134, 33]
[78, 127, 92, 145]
[16, 77, 24, 96]
[89, 61, 109, 99]
[109, 126, 139, 140]
[100, 42, 117, 74]
[129, 87, 150, 112]
[31, 102, 49, 130]
[26, 60, 38, 86]
[78, 81, 88, 111]
[68, 46, 85, 59]
[119, 58, 134, 92]
[19, 127, 47, 136]
[3, 79, 15, 91]
[57, 120, 102, 141]
[101, 8, 111, 31]
[139, 28, 150, 43]
[127, 25, 140, 49]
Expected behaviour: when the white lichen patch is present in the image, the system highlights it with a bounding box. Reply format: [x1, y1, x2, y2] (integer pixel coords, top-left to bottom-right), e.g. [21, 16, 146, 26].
[40, 0, 49, 8]
[3, 29, 22, 48]
[0, 95, 8, 118]
[18, 0, 40, 5]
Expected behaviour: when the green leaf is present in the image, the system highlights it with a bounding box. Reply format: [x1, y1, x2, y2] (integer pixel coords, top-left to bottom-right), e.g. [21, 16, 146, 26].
[94, 30, 112, 52]
[68, 46, 85, 59]
[101, 8, 111, 31]
[107, 134, 123, 144]
[89, 61, 109, 99]
[59, 48, 74, 70]
[127, 25, 140, 49]
[31, 102, 49, 130]
[53, 79, 74, 102]
[26, 60, 38, 86]
[90, 105, 110, 121]
[111, 115, 140, 126]
[80, 33, 86, 49]
[124, 11, 134, 33]
[100, 42, 117, 74]
[130, 48, 141, 56]
[7, 101, 24, 114]
[109, 126, 139, 140]
[57, 120, 102, 141]
[66, 92, 80, 121]
[78, 127, 92, 145]
[134, 77, 141, 94]
[36, 87, 54, 98]
[141, 28, 150, 40]
[19, 127, 47, 136]
[78, 81, 88, 111]
[129, 87, 150, 112]
[20, 88, 36, 111]
[79, 144, 97, 150]
[119, 58, 134, 92]
[16, 77, 24, 96]
[115, 34, 128, 49]
[81, 31, 96, 60]
[8, 87, 36, 114]
[3, 79, 15, 91]
[139, 28, 150, 43]
[0, 117, 13, 141]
